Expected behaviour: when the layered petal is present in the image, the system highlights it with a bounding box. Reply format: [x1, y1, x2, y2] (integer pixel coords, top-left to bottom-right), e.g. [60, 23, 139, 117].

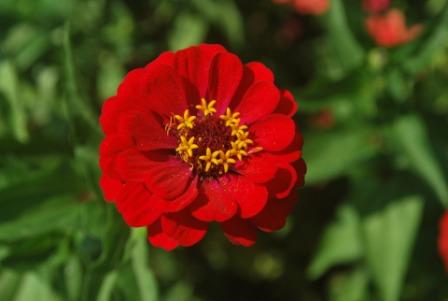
[221, 175, 268, 218]
[251, 114, 295, 152]
[236, 81, 280, 124]
[274, 89, 298, 117]
[116, 183, 162, 227]
[251, 194, 299, 232]
[207, 52, 243, 114]
[147, 221, 179, 252]
[192, 179, 238, 222]
[99, 174, 122, 202]
[221, 217, 257, 247]
[140, 65, 189, 117]
[266, 164, 298, 199]
[161, 212, 208, 247]
[237, 154, 278, 184]
[117, 110, 177, 151]
[174, 44, 226, 98]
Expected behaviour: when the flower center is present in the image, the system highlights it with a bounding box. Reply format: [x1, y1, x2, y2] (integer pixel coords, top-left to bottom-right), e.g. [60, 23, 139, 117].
[168, 99, 262, 178]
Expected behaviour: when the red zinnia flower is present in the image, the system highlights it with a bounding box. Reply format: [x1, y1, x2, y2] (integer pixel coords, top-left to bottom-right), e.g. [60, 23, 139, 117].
[363, 0, 390, 13]
[273, 0, 330, 16]
[366, 9, 423, 47]
[292, 0, 329, 15]
[99, 44, 306, 251]
[439, 212, 448, 271]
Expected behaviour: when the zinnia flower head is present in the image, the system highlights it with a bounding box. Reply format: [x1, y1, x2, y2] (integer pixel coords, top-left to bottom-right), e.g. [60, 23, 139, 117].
[99, 44, 306, 251]
[366, 9, 423, 47]
[439, 212, 448, 271]
[273, 0, 330, 16]
[363, 0, 390, 13]
[292, 0, 329, 15]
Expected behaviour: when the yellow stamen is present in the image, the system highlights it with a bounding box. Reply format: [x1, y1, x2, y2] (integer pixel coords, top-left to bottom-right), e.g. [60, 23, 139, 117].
[220, 108, 240, 127]
[196, 98, 217, 116]
[231, 124, 248, 137]
[213, 150, 236, 173]
[198, 147, 213, 172]
[236, 131, 253, 149]
[176, 136, 198, 160]
[230, 141, 248, 160]
[174, 110, 196, 130]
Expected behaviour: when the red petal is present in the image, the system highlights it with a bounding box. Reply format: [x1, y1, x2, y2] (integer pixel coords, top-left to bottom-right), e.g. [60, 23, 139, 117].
[161, 212, 208, 247]
[192, 179, 238, 222]
[144, 159, 195, 201]
[228, 61, 275, 110]
[141, 65, 189, 117]
[99, 134, 134, 177]
[251, 195, 298, 232]
[207, 52, 243, 114]
[117, 68, 146, 99]
[147, 221, 179, 251]
[266, 164, 298, 199]
[116, 183, 162, 227]
[274, 89, 297, 117]
[117, 111, 177, 151]
[99, 174, 122, 202]
[146, 51, 175, 69]
[246, 62, 274, 82]
[174, 44, 226, 98]
[221, 217, 257, 247]
[152, 176, 199, 213]
[236, 81, 280, 124]
[250, 114, 295, 152]
[236, 154, 278, 184]
[114, 149, 161, 181]
[221, 175, 268, 218]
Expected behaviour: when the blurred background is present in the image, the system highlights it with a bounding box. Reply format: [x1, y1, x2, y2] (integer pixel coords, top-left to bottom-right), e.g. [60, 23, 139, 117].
[1, 0, 448, 300]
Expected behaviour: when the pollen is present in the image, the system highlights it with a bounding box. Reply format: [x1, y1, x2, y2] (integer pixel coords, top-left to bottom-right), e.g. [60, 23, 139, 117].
[176, 136, 199, 162]
[171, 99, 263, 178]
[174, 110, 196, 130]
[220, 108, 240, 127]
[196, 98, 217, 116]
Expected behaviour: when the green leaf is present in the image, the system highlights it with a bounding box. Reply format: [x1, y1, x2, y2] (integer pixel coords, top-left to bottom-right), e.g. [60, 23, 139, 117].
[96, 271, 118, 301]
[308, 205, 363, 279]
[191, 0, 244, 47]
[131, 229, 158, 301]
[62, 22, 98, 133]
[324, 0, 364, 72]
[393, 114, 448, 206]
[168, 12, 207, 51]
[0, 197, 90, 242]
[304, 127, 377, 184]
[363, 195, 423, 301]
[328, 268, 369, 301]
[0, 61, 29, 143]
[64, 256, 83, 301]
[14, 272, 62, 301]
[405, 3, 448, 73]
[0, 270, 20, 301]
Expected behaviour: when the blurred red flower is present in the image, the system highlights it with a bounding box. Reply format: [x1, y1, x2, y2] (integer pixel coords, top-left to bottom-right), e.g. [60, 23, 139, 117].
[366, 9, 423, 47]
[274, 0, 330, 16]
[363, 0, 390, 13]
[439, 212, 448, 271]
[99, 44, 306, 251]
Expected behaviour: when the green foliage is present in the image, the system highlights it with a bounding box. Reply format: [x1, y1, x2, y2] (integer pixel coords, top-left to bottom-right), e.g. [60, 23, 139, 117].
[0, 0, 448, 300]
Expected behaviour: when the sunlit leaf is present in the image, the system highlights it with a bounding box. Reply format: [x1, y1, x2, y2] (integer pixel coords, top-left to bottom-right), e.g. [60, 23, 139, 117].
[393, 114, 448, 206]
[308, 205, 363, 279]
[363, 195, 423, 301]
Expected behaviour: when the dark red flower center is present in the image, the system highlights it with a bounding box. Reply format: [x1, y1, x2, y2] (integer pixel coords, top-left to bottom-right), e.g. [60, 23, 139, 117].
[167, 99, 262, 179]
